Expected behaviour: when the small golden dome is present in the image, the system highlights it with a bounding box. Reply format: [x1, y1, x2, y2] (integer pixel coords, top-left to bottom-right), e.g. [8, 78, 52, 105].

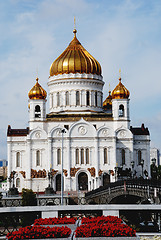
[50, 29, 102, 76]
[103, 91, 112, 109]
[28, 78, 47, 100]
[112, 78, 130, 99]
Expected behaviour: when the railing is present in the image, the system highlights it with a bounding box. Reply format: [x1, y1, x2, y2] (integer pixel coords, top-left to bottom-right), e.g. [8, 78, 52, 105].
[86, 179, 161, 199]
[0, 211, 41, 236]
[1, 192, 86, 207]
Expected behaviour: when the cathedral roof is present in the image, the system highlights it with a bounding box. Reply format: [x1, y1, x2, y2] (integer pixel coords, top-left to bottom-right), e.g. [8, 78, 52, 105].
[28, 78, 47, 100]
[103, 91, 112, 110]
[50, 28, 102, 77]
[130, 124, 150, 135]
[7, 125, 29, 136]
[112, 78, 130, 99]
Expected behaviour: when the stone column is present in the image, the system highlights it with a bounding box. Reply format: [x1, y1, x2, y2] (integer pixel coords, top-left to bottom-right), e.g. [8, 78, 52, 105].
[95, 137, 99, 178]
[48, 138, 52, 169]
[26, 139, 32, 189]
[65, 138, 71, 191]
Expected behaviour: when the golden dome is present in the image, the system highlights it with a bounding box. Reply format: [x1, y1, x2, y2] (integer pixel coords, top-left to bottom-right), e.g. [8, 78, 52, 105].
[50, 29, 102, 76]
[28, 78, 47, 100]
[103, 91, 112, 109]
[112, 78, 130, 99]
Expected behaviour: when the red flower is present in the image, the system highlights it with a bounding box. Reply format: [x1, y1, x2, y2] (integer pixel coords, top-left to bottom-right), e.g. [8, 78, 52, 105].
[6, 225, 71, 240]
[34, 216, 77, 225]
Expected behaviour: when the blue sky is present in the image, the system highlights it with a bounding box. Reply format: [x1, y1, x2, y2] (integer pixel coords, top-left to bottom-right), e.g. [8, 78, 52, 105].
[0, 0, 161, 158]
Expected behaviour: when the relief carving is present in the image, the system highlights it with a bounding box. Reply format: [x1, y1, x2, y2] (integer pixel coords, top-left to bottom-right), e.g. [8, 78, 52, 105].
[63, 169, 68, 177]
[20, 171, 26, 178]
[109, 170, 114, 176]
[78, 126, 87, 135]
[88, 167, 96, 177]
[98, 169, 103, 176]
[70, 167, 80, 177]
[51, 169, 58, 176]
[35, 131, 41, 138]
[31, 169, 47, 178]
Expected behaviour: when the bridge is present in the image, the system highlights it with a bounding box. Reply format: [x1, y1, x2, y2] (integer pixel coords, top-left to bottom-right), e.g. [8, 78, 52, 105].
[85, 179, 161, 204]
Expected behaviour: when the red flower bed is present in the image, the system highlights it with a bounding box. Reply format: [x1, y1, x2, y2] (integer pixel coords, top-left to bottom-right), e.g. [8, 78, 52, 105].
[6, 225, 71, 240]
[75, 223, 136, 238]
[34, 216, 77, 225]
[81, 216, 122, 225]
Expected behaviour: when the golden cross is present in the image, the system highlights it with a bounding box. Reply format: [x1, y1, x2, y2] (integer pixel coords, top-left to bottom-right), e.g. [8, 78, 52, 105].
[119, 69, 121, 79]
[74, 16, 76, 29]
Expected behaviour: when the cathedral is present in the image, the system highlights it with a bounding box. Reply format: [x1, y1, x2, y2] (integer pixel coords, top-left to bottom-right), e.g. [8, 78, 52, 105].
[7, 26, 150, 193]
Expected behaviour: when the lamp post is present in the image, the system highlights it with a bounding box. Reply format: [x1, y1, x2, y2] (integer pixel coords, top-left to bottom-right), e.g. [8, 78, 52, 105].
[61, 129, 66, 205]
[8, 171, 19, 196]
[114, 167, 118, 181]
[45, 168, 54, 195]
[131, 161, 135, 179]
[140, 159, 144, 177]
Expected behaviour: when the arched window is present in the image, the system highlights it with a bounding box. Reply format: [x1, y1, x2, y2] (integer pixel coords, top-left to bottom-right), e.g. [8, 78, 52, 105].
[56, 174, 61, 191]
[104, 148, 108, 164]
[76, 148, 79, 164]
[86, 91, 90, 106]
[16, 152, 20, 167]
[119, 104, 124, 117]
[86, 148, 89, 164]
[121, 149, 125, 165]
[35, 105, 41, 118]
[57, 148, 61, 165]
[57, 92, 60, 106]
[138, 150, 142, 165]
[76, 91, 80, 106]
[81, 149, 84, 164]
[95, 92, 97, 107]
[65, 91, 69, 106]
[36, 150, 40, 166]
[16, 178, 20, 188]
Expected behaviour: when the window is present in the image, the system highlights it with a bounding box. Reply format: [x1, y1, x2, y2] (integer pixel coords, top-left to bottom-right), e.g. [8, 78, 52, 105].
[64, 125, 69, 130]
[35, 105, 41, 118]
[86, 148, 89, 164]
[76, 148, 79, 164]
[57, 92, 60, 106]
[121, 149, 125, 165]
[57, 148, 61, 165]
[36, 150, 40, 166]
[138, 150, 142, 165]
[65, 91, 69, 106]
[86, 91, 90, 106]
[16, 178, 20, 188]
[95, 92, 97, 107]
[119, 104, 124, 117]
[76, 91, 80, 106]
[104, 148, 108, 164]
[81, 149, 84, 164]
[16, 152, 20, 167]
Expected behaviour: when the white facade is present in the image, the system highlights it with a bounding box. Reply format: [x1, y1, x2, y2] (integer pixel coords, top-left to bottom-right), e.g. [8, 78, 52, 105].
[150, 147, 160, 166]
[7, 33, 151, 193]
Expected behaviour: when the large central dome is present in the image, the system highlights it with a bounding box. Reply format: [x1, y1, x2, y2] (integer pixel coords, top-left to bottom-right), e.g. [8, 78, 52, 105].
[50, 29, 102, 76]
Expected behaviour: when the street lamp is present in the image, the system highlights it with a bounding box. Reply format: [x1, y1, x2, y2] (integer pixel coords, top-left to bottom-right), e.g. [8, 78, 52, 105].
[61, 129, 66, 205]
[114, 167, 118, 181]
[131, 161, 135, 178]
[140, 159, 144, 177]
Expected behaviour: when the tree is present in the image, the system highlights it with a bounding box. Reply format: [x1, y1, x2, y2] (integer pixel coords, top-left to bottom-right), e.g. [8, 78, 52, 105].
[22, 188, 37, 206]
[150, 163, 158, 179]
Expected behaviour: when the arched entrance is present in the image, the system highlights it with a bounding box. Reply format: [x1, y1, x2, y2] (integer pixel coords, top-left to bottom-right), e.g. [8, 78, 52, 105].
[56, 174, 61, 191]
[103, 173, 110, 186]
[78, 172, 88, 190]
